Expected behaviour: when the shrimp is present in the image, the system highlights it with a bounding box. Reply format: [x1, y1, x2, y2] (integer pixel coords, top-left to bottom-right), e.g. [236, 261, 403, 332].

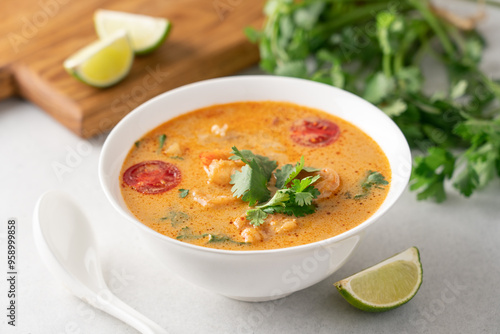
[315, 168, 341, 199]
[190, 188, 239, 207]
[232, 214, 299, 243]
[199, 151, 244, 186]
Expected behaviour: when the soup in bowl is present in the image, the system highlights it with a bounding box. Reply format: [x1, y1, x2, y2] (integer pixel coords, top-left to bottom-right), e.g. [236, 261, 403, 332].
[99, 76, 411, 301]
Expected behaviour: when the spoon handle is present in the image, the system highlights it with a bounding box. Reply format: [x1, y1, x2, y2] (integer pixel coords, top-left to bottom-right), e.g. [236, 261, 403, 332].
[96, 289, 168, 334]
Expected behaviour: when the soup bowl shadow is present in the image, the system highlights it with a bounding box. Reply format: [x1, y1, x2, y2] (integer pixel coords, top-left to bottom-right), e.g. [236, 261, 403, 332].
[99, 75, 411, 302]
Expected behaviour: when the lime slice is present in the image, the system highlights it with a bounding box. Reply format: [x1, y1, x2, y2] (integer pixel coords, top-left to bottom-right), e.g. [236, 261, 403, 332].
[94, 9, 171, 55]
[64, 30, 134, 88]
[334, 247, 422, 312]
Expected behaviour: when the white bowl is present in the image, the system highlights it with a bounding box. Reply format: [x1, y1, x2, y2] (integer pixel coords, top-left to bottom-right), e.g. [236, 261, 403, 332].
[99, 75, 411, 302]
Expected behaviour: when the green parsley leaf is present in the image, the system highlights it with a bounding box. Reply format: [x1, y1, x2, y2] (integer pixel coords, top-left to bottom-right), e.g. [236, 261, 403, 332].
[178, 189, 189, 198]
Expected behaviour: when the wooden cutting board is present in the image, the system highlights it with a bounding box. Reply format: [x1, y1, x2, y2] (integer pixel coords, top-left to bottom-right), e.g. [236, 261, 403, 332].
[0, 0, 265, 137]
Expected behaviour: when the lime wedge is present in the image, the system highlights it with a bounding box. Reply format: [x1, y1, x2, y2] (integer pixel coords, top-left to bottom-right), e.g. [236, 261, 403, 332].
[64, 30, 134, 88]
[334, 247, 422, 312]
[94, 9, 171, 55]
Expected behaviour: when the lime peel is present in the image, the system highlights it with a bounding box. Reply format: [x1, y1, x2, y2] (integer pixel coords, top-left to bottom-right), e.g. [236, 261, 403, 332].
[334, 246, 422, 312]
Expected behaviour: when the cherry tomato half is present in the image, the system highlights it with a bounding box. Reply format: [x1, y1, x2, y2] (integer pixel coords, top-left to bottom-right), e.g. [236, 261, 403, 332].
[123, 160, 181, 194]
[290, 118, 340, 147]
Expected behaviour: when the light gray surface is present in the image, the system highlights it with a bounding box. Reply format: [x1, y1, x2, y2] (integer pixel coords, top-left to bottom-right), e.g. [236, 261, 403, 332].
[1, 97, 499, 334]
[2, 2, 500, 333]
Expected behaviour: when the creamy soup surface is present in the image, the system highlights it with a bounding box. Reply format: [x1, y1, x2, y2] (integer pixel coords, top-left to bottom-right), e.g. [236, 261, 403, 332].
[120, 101, 391, 250]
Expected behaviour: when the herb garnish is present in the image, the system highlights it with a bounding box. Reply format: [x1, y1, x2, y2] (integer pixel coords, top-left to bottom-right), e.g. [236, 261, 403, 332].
[355, 171, 389, 199]
[176, 227, 248, 245]
[158, 134, 167, 152]
[229, 147, 321, 226]
[134, 140, 141, 148]
[247, 0, 500, 201]
[229, 147, 278, 206]
[178, 189, 189, 198]
[160, 211, 189, 227]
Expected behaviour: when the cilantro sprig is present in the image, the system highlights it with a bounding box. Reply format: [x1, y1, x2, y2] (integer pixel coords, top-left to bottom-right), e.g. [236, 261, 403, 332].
[247, 175, 321, 226]
[229, 147, 321, 226]
[247, 0, 500, 201]
[229, 146, 278, 206]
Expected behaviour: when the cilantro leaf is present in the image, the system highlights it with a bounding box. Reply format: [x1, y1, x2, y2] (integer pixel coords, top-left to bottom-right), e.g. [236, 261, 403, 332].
[355, 171, 389, 199]
[230, 146, 277, 180]
[230, 164, 271, 206]
[229, 147, 277, 206]
[290, 175, 321, 192]
[274, 164, 295, 189]
[158, 134, 167, 151]
[245, 175, 321, 226]
[275, 156, 320, 188]
[161, 211, 189, 227]
[177, 227, 248, 245]
[246, 209, 268, 227]
[410, 148, 456, 202]
[275, 156, 304, 189]
[294, 192, 314, 206]
[178, 189, 189, 198]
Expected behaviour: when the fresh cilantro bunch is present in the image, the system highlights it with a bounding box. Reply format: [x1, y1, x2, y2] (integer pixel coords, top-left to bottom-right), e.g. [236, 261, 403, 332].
[229, 147, 321, 226]
[247, 0, 500, 202]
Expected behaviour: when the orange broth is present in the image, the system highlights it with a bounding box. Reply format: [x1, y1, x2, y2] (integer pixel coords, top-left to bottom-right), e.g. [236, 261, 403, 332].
[120, 101, 391, 250]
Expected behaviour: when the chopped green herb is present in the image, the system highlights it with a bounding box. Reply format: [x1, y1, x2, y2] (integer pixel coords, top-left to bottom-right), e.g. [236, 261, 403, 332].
[176, 227, 248, 245]
[160, 211, 189, 227]
[354, 171, 389, 199]
[158, 134, 167, 152]
[176, 227, 204, 240]
[170, 156, 184, 160]
[134, 140, 141, 148]
[178, 189, 189, 198]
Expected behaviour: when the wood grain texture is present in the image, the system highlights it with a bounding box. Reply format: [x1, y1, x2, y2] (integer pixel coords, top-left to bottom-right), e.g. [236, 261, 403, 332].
[0, 0, 265, 137]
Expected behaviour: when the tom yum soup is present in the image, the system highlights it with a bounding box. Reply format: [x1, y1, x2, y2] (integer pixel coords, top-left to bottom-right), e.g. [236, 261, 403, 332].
[120, 101, 391, 251]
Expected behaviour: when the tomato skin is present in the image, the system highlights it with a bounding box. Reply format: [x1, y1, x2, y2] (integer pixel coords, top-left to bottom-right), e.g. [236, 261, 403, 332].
[290, 118, 340, 147]
[122, 160, 181, 194]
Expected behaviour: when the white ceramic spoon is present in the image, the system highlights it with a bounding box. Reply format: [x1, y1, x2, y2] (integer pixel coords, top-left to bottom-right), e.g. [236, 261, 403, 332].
[33, 189, 168, 334]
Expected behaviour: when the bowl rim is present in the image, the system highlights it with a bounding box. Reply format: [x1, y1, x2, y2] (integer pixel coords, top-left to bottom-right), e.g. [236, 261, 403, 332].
[99, 75, 411, 256]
